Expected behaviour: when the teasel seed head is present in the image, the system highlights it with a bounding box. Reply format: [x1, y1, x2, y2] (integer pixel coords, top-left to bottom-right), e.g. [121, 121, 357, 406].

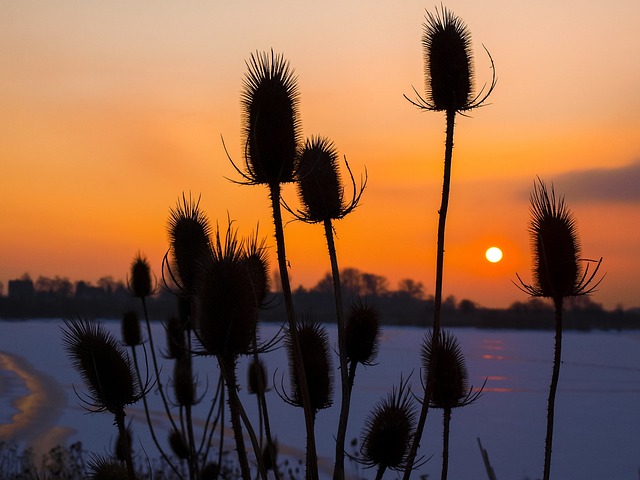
[238, 49, 301, 186]
[296, 136, 343, 220]
[360, 376, 416, 471]
[516, 178, 603, 302]
[422, 330, 483, 409]
[173, 355, 196, 407]
[193, 225, 258, 357]
[129, 253, 153, 298]
[167, 193, 211, 296]
[248, 357, 268, 395]
[121, 310, 141, 347]
[168, 429, 190, 460]
[283, 321, 333, 414]
[345, 298, 381, 366]
[406, 6, 496, 112]
[293, 136, 367, 224]
[62, 318, 141, 414]
[87, 455, 129, 480]
[165, 315, 187, 360]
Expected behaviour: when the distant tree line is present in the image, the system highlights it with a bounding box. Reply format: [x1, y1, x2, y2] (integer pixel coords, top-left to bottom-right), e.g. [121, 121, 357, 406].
[1, 269, 639, 329]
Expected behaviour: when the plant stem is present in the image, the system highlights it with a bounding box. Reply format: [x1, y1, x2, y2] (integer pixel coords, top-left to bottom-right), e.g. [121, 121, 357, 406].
[433, 108, 456, 338]
[374, 465, 387, 480]
[441, 408, 451, 480]
[131, 347, 184, 480]
[403, 108, 457, 479]
[543, 297, 564, 480]
[252, 336, 279, 480]
[269, 183, 318, 480]
[219, 356, 251, 480]
[140, 297, 181, 434]
[114, 409, 135, 480]
[324, 219, 350, 480]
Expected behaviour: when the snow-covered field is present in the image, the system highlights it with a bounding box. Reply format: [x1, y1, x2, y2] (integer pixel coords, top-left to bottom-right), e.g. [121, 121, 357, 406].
[1, 320, 639, 479]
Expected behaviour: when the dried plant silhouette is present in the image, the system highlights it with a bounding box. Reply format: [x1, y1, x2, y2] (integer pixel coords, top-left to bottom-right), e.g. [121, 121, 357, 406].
[357, 376, 416, 480]
[278, 320, 334, 468]
[516, 178, 603, 480]
[193, 223, 269, 480]
[227, 49, 319, 479]
[51, 7, 617, 480]
[404, 6, 495, 476]
[61, 318, 143, 478]
[422, 330, 484, 480]
[290, 135, 366, 480]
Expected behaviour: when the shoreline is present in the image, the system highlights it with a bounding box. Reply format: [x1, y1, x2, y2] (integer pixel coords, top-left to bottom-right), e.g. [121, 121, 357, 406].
[0, 351, 75, 459]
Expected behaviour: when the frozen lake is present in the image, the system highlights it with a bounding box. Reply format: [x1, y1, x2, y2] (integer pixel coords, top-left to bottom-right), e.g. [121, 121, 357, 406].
[0, 319, 639, 479]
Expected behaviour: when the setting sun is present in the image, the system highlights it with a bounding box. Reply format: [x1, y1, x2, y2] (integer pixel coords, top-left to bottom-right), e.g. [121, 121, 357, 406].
[485, 247, 503, 263]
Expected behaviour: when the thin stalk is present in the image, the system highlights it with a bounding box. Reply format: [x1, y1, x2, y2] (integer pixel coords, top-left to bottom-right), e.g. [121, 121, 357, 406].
[114, 409, 135, 479]
[185, 403, 197, 480]
[325, 218, 350, 480]
[139, 297, 181, 434]
[543, 297, 564, 480]
[374, 465, 387, 480]
[404, 108, 457, 479]
[217, 385, 225, 473]
[268, 182, 318, 480]
[252, 336, 279, 480]
[131, 347, 184, 480]
[441, 408, 451, 480]
[183, 334, 198, 480]
[199, 376, 225, 462]
[218, 356, 251, 480]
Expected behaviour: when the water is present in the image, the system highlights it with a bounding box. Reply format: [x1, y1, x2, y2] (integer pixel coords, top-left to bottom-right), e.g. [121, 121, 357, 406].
[0, 320, 638, 479]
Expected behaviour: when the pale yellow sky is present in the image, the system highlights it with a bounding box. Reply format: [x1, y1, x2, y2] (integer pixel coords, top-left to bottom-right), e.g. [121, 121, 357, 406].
[1, 1, 639, 309]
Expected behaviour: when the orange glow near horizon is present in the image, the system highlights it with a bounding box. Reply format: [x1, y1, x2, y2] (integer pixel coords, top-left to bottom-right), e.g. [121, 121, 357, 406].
[1, 1, 640, 310]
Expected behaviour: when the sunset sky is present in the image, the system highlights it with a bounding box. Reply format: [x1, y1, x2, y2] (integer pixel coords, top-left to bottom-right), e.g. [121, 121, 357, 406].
[2, 1, 639, 310]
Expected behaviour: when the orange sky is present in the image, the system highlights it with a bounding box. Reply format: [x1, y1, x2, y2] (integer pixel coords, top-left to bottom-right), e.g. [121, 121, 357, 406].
[2, 1, 639, 310]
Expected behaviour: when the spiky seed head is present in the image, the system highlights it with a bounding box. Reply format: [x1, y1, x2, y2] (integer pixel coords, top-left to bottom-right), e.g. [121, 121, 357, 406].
[114, 427, 132, 461]
[243, 234, 270, 308]
[423, 7, 473, 111]
[173, 355, 196, 407]
[193, 226, 258, 357]
[168, 194, 211, 295]
[422, 330, 471, 409]
[168, 429, 190, 460]
[62, 318, 140, 414]
[121, 310, 141, 347]
[165, 315, 186, 360]
[248, 357, 268, 395]
[360, 379, 415, 471]
[129, 253, 153, 298]
[87, 455, 129, 480]
[530, 179, 580, 300]
[345, 298, 381, 366]
[296, 136, 344, 222]
[241, 49, 301, 185]
[286, 321, 333, 413]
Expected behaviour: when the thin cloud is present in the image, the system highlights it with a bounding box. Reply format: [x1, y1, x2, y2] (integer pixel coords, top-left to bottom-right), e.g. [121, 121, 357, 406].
[550, 160, 640, 204]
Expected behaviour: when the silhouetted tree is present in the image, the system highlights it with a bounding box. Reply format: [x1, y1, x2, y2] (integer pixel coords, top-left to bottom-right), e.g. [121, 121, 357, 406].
[397, 278, 425, 299]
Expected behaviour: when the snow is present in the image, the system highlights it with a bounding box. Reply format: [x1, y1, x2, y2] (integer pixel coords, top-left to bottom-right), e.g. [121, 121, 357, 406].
[1, 320, 639, 480]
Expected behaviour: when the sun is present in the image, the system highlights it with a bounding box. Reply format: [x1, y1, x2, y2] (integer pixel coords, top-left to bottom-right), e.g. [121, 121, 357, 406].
[485, 246, 503, 263]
